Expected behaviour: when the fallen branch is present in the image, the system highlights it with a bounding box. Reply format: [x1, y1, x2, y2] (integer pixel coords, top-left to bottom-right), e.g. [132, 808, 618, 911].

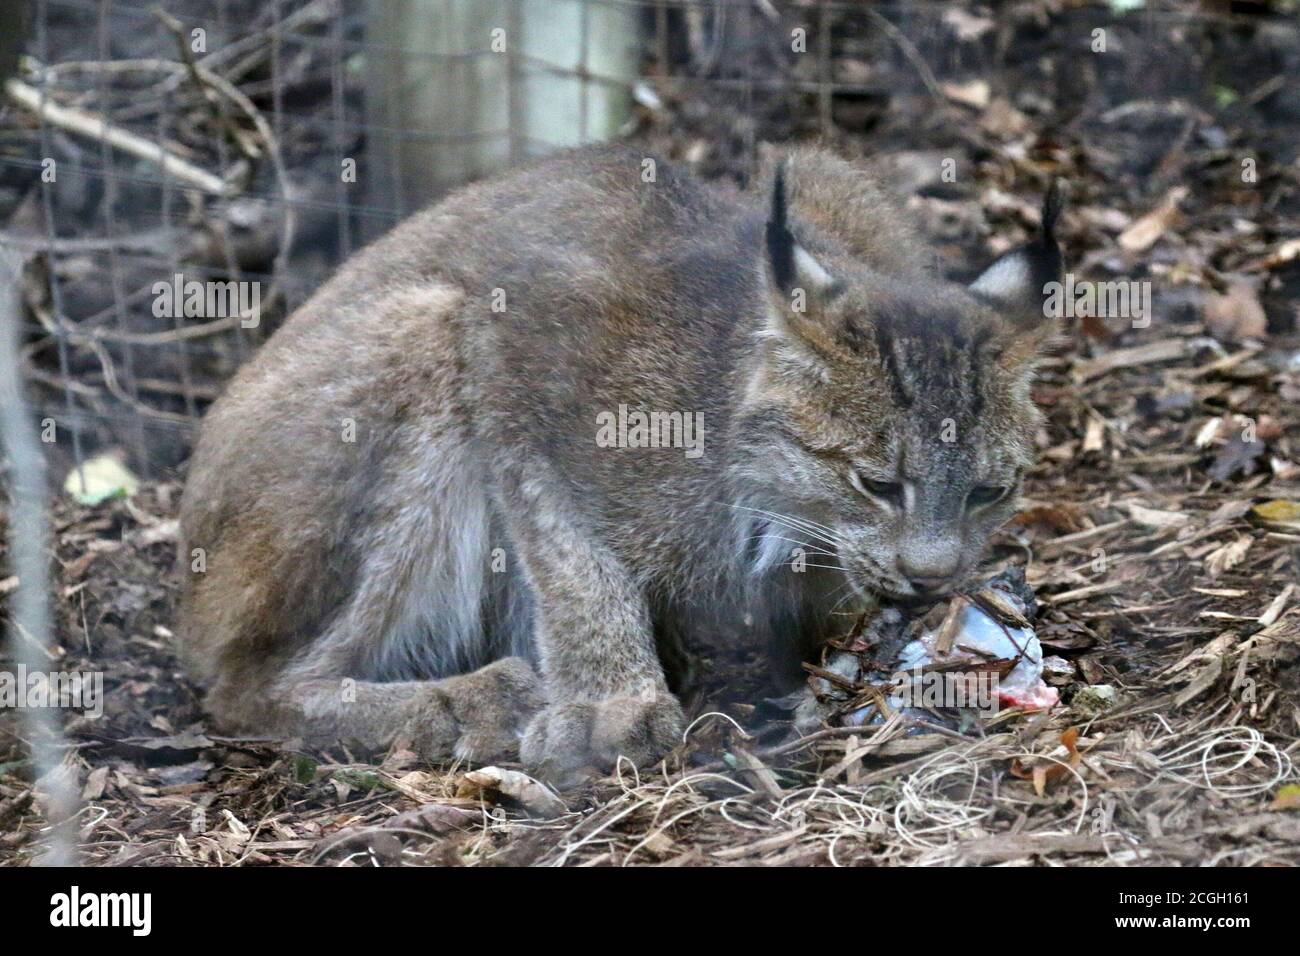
[4, 77, 229, 195]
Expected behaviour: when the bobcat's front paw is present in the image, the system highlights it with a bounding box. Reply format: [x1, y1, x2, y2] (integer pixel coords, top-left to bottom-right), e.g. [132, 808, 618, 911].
[449, 657, 546, 762]
[520, 691, 684, 786]
[406, 657, 545, 763]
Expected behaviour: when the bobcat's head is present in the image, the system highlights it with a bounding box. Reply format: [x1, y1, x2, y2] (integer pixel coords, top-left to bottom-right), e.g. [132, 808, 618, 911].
[736, 156, 1063, 602]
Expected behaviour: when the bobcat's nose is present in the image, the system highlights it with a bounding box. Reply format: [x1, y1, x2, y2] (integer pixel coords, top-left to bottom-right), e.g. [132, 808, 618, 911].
[897, 556, 959, 594]
[904, 573, 951, 594]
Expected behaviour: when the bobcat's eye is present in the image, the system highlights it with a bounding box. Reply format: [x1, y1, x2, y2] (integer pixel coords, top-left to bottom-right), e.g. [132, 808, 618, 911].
[966, 484, 1010, 509]
[850, 471, 904, 506]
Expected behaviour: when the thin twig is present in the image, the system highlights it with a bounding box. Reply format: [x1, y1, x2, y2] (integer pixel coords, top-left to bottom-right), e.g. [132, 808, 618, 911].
[863, 8, 946, 109]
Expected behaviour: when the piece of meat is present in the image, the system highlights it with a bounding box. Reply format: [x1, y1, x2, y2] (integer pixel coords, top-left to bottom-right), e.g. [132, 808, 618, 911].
[893, 583, 1059, 712]
[797, 568, 1059, 731]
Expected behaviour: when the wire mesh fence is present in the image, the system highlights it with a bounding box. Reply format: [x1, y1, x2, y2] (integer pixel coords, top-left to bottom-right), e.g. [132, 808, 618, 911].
[2, 0, 1264, 483]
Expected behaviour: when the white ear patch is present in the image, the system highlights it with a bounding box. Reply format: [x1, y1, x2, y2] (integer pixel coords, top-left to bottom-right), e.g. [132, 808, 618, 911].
[969, 252, 1031, 302]
[794, 245, 834, 290]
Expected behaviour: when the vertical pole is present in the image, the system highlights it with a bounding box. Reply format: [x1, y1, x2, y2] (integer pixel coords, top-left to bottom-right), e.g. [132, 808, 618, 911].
[365, 0, 638, 215]
[0, 249, 77, 866]
[520, 0, 637, 152]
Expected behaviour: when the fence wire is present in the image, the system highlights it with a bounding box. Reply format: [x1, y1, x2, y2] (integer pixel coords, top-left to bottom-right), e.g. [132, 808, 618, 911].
[1, 0, 1243, 479]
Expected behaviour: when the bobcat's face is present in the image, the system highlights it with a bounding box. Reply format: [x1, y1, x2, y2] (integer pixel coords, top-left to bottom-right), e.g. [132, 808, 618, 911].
[737, 167, 1061, 601]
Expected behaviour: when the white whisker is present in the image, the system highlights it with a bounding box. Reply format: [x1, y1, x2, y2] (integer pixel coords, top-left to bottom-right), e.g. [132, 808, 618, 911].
[742, 533, 838, 559]
[727, 504, 844, 549]
[830, 581, 862, 613]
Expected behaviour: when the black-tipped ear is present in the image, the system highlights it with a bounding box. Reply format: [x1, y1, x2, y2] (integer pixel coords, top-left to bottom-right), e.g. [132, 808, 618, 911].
[765, 165, 796, 294]
[761, 161, 849, 361]
[970, 179, 1065, 320]
[764, 162, 839, 299]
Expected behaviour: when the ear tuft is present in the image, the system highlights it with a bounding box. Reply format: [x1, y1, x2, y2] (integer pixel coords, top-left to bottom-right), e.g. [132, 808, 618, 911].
[760, 160, 852, 364]
[763, 161, 840, 304]
[765, 164, 796, 293]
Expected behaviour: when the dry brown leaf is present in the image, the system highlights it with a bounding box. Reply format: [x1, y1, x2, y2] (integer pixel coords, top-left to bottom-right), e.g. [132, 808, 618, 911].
[457, 766, 566, 817]
[1010, 728, 1082, 796]
[1124, 501, 1190, 530]
[1010, 502, 1088, 535]
[1204, 280, 1267, 343]
[81, 766, 111, 801]
[1080, 312, 1117, 341]
[1118, 187, 1187, 252]
[1256, 414, 1284, 441]
[1203, 535, 1253, 577]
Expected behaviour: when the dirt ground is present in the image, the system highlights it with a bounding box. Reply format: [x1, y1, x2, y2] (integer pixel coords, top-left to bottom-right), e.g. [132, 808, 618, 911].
[2, 2, 1299, 865]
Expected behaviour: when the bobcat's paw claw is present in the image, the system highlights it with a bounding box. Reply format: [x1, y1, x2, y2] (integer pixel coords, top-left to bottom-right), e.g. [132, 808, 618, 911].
[409, 657, 545, 763]
[520, 690, 684, 786]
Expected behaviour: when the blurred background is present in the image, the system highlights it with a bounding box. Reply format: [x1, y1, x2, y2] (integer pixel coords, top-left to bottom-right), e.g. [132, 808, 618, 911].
[1, 0, 1296, 484]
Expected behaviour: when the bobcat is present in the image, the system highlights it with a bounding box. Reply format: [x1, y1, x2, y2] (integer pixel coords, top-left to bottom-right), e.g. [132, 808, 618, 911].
[178, 145, 1062, 782]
